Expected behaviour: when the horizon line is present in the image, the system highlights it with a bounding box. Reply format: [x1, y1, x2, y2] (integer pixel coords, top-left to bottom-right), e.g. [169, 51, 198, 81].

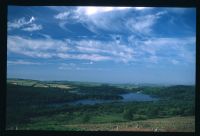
[7, 77, 195, 86]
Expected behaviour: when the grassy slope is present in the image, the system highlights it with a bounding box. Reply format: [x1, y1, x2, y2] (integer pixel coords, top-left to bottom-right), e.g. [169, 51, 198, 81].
[15, 116, 194, 132]
[61, 116, 195, 132]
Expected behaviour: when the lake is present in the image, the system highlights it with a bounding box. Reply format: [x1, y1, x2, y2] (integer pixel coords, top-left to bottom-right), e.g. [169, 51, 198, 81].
[69, 92, 157, 105]
[120, 92, 157, 102]
[48, 92, 158, 107]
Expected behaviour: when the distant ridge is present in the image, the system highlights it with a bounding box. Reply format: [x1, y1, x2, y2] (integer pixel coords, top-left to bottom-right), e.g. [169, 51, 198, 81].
[7, 78, 195, 87]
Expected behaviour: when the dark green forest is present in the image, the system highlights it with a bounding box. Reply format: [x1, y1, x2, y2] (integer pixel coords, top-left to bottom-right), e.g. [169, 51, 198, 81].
[6, 80, 195, 131]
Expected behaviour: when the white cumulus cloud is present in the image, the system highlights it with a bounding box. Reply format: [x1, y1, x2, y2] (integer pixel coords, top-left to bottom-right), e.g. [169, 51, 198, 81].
[54, 11, 70, 20]
[8, 16, 43, 32]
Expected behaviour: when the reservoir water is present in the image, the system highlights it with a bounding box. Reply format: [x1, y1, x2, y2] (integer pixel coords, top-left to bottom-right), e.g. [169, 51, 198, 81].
[120, 92, 156, 102]
[69, 92, 157, 105]
[48, 92, 157, 107]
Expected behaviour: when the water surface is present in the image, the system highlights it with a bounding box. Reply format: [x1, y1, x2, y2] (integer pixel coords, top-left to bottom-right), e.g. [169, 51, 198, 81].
[48, 92, 157, 107]
[69, 92, 157, 105]
[120, 92, 157, 102]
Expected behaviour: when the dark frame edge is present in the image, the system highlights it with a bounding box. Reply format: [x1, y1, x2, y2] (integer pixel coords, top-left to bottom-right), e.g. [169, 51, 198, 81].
[5, 0, 198, 7]
[0, 0, 7, 136]
[195, 1, 200, 136]
[3, 131, 196, 136]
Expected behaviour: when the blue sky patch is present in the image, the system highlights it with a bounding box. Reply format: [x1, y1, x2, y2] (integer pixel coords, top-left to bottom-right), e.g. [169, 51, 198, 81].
[7, 6, 196, 85]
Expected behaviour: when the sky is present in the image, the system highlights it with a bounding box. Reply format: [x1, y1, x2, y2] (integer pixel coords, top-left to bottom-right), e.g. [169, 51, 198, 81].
[7, 6, 196, 85]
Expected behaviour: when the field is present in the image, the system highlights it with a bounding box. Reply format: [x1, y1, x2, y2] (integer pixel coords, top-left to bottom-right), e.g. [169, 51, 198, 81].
[15, 116, 194, 132]
[62, 116, 195, 132]
[6, 79, 195, 132]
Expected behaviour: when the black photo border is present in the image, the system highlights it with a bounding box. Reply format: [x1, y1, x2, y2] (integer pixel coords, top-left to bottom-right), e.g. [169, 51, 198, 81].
[0, 0, 199, 136]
